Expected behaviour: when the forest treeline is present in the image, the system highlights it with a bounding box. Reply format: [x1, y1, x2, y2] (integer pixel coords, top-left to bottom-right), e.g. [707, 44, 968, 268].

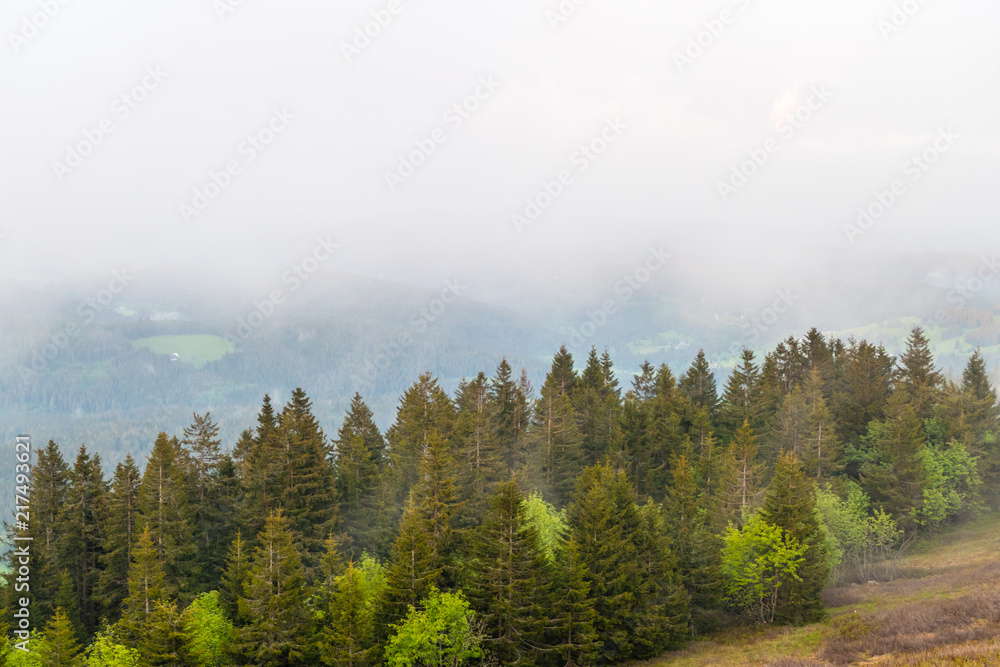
[2, 327, 998, 666]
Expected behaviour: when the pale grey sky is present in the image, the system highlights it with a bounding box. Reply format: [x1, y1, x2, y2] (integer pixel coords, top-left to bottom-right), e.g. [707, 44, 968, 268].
[1, 0, 997, 290]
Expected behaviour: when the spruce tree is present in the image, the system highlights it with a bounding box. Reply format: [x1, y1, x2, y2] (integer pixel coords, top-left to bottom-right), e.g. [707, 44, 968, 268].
[454, 373, 503, 526]
[663, 456, 723, 635]
[690, 410, 723, 501]
[32, 608, 82, 667]
[644, 364, 686, 502]
[182, 412, 225, 590]
[831, 339, 894, 448]
[385, 373, 455, 519]
[959, 350, 1000, 502]
[614, 396, 650, 498]
[336, 432, 378, 553]
[859, 392, 926, 526]
[338, 392, 388, 468]
[117, 525, 166, 644]
[320, 561, 372, 667]
[896, 327, 943, 421]
[373, 502, 439, 652]
[238, 395, 283, 542]
[759, 453, 828, 624]
[575, 347, 622, 466]
[489, 358, 531, 477]
[631, 360, 657, 402]
[28, 440, 70, 624]
[768, 386, 808, 465]
[544, 537, 600, 667]
[549, 345, 577, 396]
[138, 432, 194, 602]
[97, 455, 141, 624]
[467, 481, 549, 665]
[717, 349, 764, 441]
[413, 430, 462, 581]
[801, 368, 841, 480]
[277, 388, 340, 575]
[679, 350, 718, 417]
[720, 422, 764, 526]
[568, 465, 652, 663]
[529, 356, 585, 507]
[336, 394, 384, 554]
[632, 502, 690, 658]
[238, 510, 312, 666]
[140, 600, 192, 667]
[220, 531, 250, 626]
[60, 445, 106, 636]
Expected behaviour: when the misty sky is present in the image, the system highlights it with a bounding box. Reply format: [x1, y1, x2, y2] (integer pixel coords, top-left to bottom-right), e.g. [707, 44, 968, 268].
[1, 0, 998, 291]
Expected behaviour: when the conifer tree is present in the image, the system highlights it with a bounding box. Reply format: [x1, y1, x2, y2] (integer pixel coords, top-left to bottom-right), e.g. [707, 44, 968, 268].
[690, 410, 724, 501]
[489, 359, 531, 477]
[338, 392, 388, 468]
[575, 347, 621, 466]
[117, 526, 166, 644]
[413, 431, 462, 580]
[336, 432, 379, 552]
[568, 465, 670, 663]
[859, 392, 926, 526]
[182, 412, 226, 589]
[544, 537, 600, 667]
[237, 510, 312, 666]
[831, 339, 894, 447]
[27, 440, 70, 624]
[467, 481, 549, 664]
[958, 350, 1000, 500]
[138, 432, 194, 602]
[720, 422, 765, 526]
[60, 445, 106, 635]
[801, 369, 841, 479]
[373, 502, 440, 652]
[644, 365, 686, 502]
[717, 349, 764, 441]
[220, 531, 250, 626]
[614, 396, 650, 498]
[549, 345, 577, 396]
[320, 561, 372, 667]
[277, 388, 340, 575]
[336, 393, 385, 554]
[385, 373, 455, 518]
[663, 456, 723, 634]
[632, 502, 690, 658]
[768, 387, 808, 465]
[32, 608, 82, 667]
[140, 600, 192, 667]
[55, 569, 82, 637]
[802, 328, 835, 381]
[454, 373, 503, 525]
[237, 394, 283, 542]
[759, 453, 828, 624]
[97, 455, 141, 624]
[631, 360, 657, 402]
[896, 327, 943, 422]
[679, 350, 718, 417]
[529, 355, 585, 507]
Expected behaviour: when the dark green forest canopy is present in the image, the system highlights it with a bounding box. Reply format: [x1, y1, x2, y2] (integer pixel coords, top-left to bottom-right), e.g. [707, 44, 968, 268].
[3, 327, 998, 666]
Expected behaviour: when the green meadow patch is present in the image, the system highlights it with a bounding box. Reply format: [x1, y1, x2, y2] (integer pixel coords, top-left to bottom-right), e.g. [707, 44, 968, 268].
[132, 334, 234, 369]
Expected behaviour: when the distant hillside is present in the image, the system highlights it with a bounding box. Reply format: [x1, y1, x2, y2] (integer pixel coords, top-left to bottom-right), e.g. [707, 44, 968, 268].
[2, 250, 998, 469]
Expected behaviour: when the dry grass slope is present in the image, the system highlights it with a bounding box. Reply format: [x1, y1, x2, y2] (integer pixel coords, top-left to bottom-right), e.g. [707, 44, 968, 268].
[639, 512, 1000, 666]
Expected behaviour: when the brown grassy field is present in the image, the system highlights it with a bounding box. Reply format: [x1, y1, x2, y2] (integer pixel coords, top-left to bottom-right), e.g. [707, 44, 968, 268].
[640, 511, 1000, 666]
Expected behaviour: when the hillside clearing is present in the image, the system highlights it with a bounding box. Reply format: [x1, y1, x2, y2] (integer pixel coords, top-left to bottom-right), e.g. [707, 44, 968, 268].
[641, 512, 1000, 666]
[131, 334, 234, 369]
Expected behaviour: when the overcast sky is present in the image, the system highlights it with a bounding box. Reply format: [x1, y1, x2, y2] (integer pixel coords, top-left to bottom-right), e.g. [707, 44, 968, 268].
[1, 0, 997, 291]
